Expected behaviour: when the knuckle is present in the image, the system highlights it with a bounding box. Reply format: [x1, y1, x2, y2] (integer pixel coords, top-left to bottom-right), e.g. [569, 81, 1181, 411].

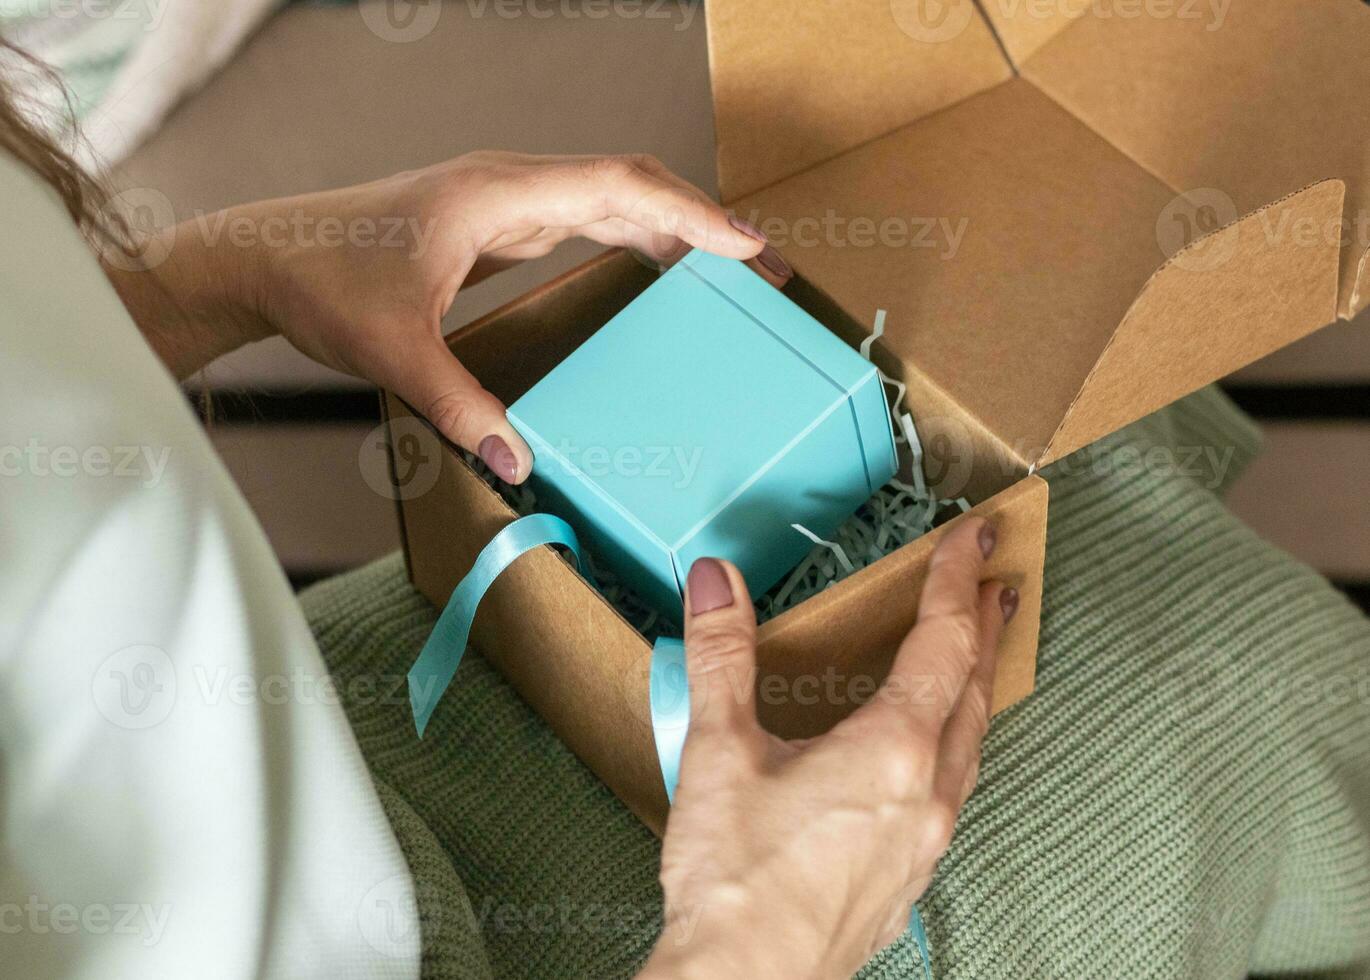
[425, 390, 482, 445]
[919, 800, 959, 857]
[931, 541, 981, 580]
[870, 734, 932, 801]
[687, 621, 754, 674]
[929, 610, 982, 669]
[626, 152, 664, 173]
[584, 155, 636, 183]
[962, 694, 991, 744]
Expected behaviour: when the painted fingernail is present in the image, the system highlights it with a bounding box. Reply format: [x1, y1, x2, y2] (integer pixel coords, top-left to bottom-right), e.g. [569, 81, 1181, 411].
[729, 215, 767, 243]
[478, 434, 519, 483]
[1000, 587, 1019, 623]
[978, 521, 997, 559]
[756, 245, 792, 278]
[687, 557, 734, 615]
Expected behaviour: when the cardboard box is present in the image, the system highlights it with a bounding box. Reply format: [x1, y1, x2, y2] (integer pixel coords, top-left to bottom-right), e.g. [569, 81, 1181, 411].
[508, 248, 896, 621]
[388, 0, 1368, 833]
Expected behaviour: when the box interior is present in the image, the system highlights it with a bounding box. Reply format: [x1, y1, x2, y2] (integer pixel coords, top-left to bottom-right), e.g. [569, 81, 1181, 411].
[401, 251, 1049, 830]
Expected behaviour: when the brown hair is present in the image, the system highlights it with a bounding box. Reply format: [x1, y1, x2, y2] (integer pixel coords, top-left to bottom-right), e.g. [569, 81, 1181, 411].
[0, 37, 126, 250]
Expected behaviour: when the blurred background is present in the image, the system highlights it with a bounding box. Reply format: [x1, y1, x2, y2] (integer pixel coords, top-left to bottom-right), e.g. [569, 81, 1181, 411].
[8, 0, 1367, 607]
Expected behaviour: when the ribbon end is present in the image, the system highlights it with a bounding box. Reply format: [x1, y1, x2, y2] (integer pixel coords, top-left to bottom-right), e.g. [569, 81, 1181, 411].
[408, 671, 434, 738]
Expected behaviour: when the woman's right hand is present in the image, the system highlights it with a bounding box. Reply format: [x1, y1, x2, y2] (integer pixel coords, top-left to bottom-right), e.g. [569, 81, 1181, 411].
[638, 515, 1017, 979]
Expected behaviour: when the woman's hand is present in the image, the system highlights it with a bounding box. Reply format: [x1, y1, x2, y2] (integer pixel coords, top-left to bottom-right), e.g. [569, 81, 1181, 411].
[639, 516, 1018, 980]
[106, 152, 792, 482]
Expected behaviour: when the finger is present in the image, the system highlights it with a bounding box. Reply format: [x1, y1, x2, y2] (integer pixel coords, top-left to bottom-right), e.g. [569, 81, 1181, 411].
[493, 155, 766, 261]
[581, 214, 792, 289]
[621, 157, 793, 286]
[880, 516, 996, 737]
[933, 581, 1012, 806]
[681, 557, 760, 738]
[576, 216, 693, 266]
[744, 246, 793, 289]
[398, 335, 533, 485]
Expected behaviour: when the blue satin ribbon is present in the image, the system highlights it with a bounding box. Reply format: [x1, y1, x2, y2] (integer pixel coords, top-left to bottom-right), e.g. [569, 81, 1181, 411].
[407, 515, 931, 977]
[408, 513, 582, 737]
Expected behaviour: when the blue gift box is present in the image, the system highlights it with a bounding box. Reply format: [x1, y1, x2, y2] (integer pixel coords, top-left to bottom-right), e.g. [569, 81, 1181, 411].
[507, 249, 897, 620]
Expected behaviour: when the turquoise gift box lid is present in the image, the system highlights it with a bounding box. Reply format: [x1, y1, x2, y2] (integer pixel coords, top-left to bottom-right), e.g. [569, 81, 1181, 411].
[507, 249, 897, 620]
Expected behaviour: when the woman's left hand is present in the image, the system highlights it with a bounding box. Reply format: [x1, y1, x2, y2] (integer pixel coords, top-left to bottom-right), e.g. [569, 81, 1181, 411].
[111, 152, 792, 483]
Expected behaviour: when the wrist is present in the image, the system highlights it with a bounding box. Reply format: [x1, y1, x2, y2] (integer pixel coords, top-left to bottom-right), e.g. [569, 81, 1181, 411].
[104, 211, 277, 379]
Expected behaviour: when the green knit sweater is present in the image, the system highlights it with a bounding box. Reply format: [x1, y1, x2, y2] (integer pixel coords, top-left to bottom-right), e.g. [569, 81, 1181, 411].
[302, 386, 1370, 979]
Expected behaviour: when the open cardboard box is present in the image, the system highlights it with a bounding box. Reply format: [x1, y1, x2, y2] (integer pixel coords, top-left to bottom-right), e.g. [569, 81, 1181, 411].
[386, 0, 1369, 833]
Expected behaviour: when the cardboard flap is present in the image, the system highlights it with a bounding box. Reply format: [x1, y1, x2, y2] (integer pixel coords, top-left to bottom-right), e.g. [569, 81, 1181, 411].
[1016, 0, 1370, 319]
[706, 0, 1011, 202]
[737, 79, 1348, 469]
[1040, 180, 1346, 467]
[976, 0, 1082, 65]
[735, 79, 1180, 465]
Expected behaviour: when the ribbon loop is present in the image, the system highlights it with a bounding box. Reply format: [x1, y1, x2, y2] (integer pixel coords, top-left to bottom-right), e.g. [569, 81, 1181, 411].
[408, 513, 581, 736]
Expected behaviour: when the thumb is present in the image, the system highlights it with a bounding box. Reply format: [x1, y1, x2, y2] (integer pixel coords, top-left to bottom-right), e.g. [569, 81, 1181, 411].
[682, 557, 760, 738]
[402, 338, 533, 485]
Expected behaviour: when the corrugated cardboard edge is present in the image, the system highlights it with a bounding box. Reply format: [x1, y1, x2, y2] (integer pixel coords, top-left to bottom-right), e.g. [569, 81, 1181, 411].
[1038, 179, 1348, 468]
[378, 390, 414, 583]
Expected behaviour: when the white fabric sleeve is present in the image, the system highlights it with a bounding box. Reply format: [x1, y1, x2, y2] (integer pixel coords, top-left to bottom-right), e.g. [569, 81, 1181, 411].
[0, 152, 420, 980]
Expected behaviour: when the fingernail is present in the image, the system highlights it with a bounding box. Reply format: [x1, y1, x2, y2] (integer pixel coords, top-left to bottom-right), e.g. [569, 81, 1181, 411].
[687, 557, 734, 615]
[729, 215, 767, 244]
[478, 434, 519, 483]
[1000, 587, 1019, 623]
[756, 244, 792, 279]
[978, 521, 997, 559]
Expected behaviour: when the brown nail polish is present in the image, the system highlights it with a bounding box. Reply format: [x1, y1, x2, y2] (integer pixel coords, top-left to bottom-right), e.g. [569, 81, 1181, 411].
[478, 434, 519, 484]
[978, 521, 997, 559]
[729, 215, 767, 243]
[1000, 587, 1019, 623]
[756, 245, 792, 279]
[687, 557, 734, 615]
